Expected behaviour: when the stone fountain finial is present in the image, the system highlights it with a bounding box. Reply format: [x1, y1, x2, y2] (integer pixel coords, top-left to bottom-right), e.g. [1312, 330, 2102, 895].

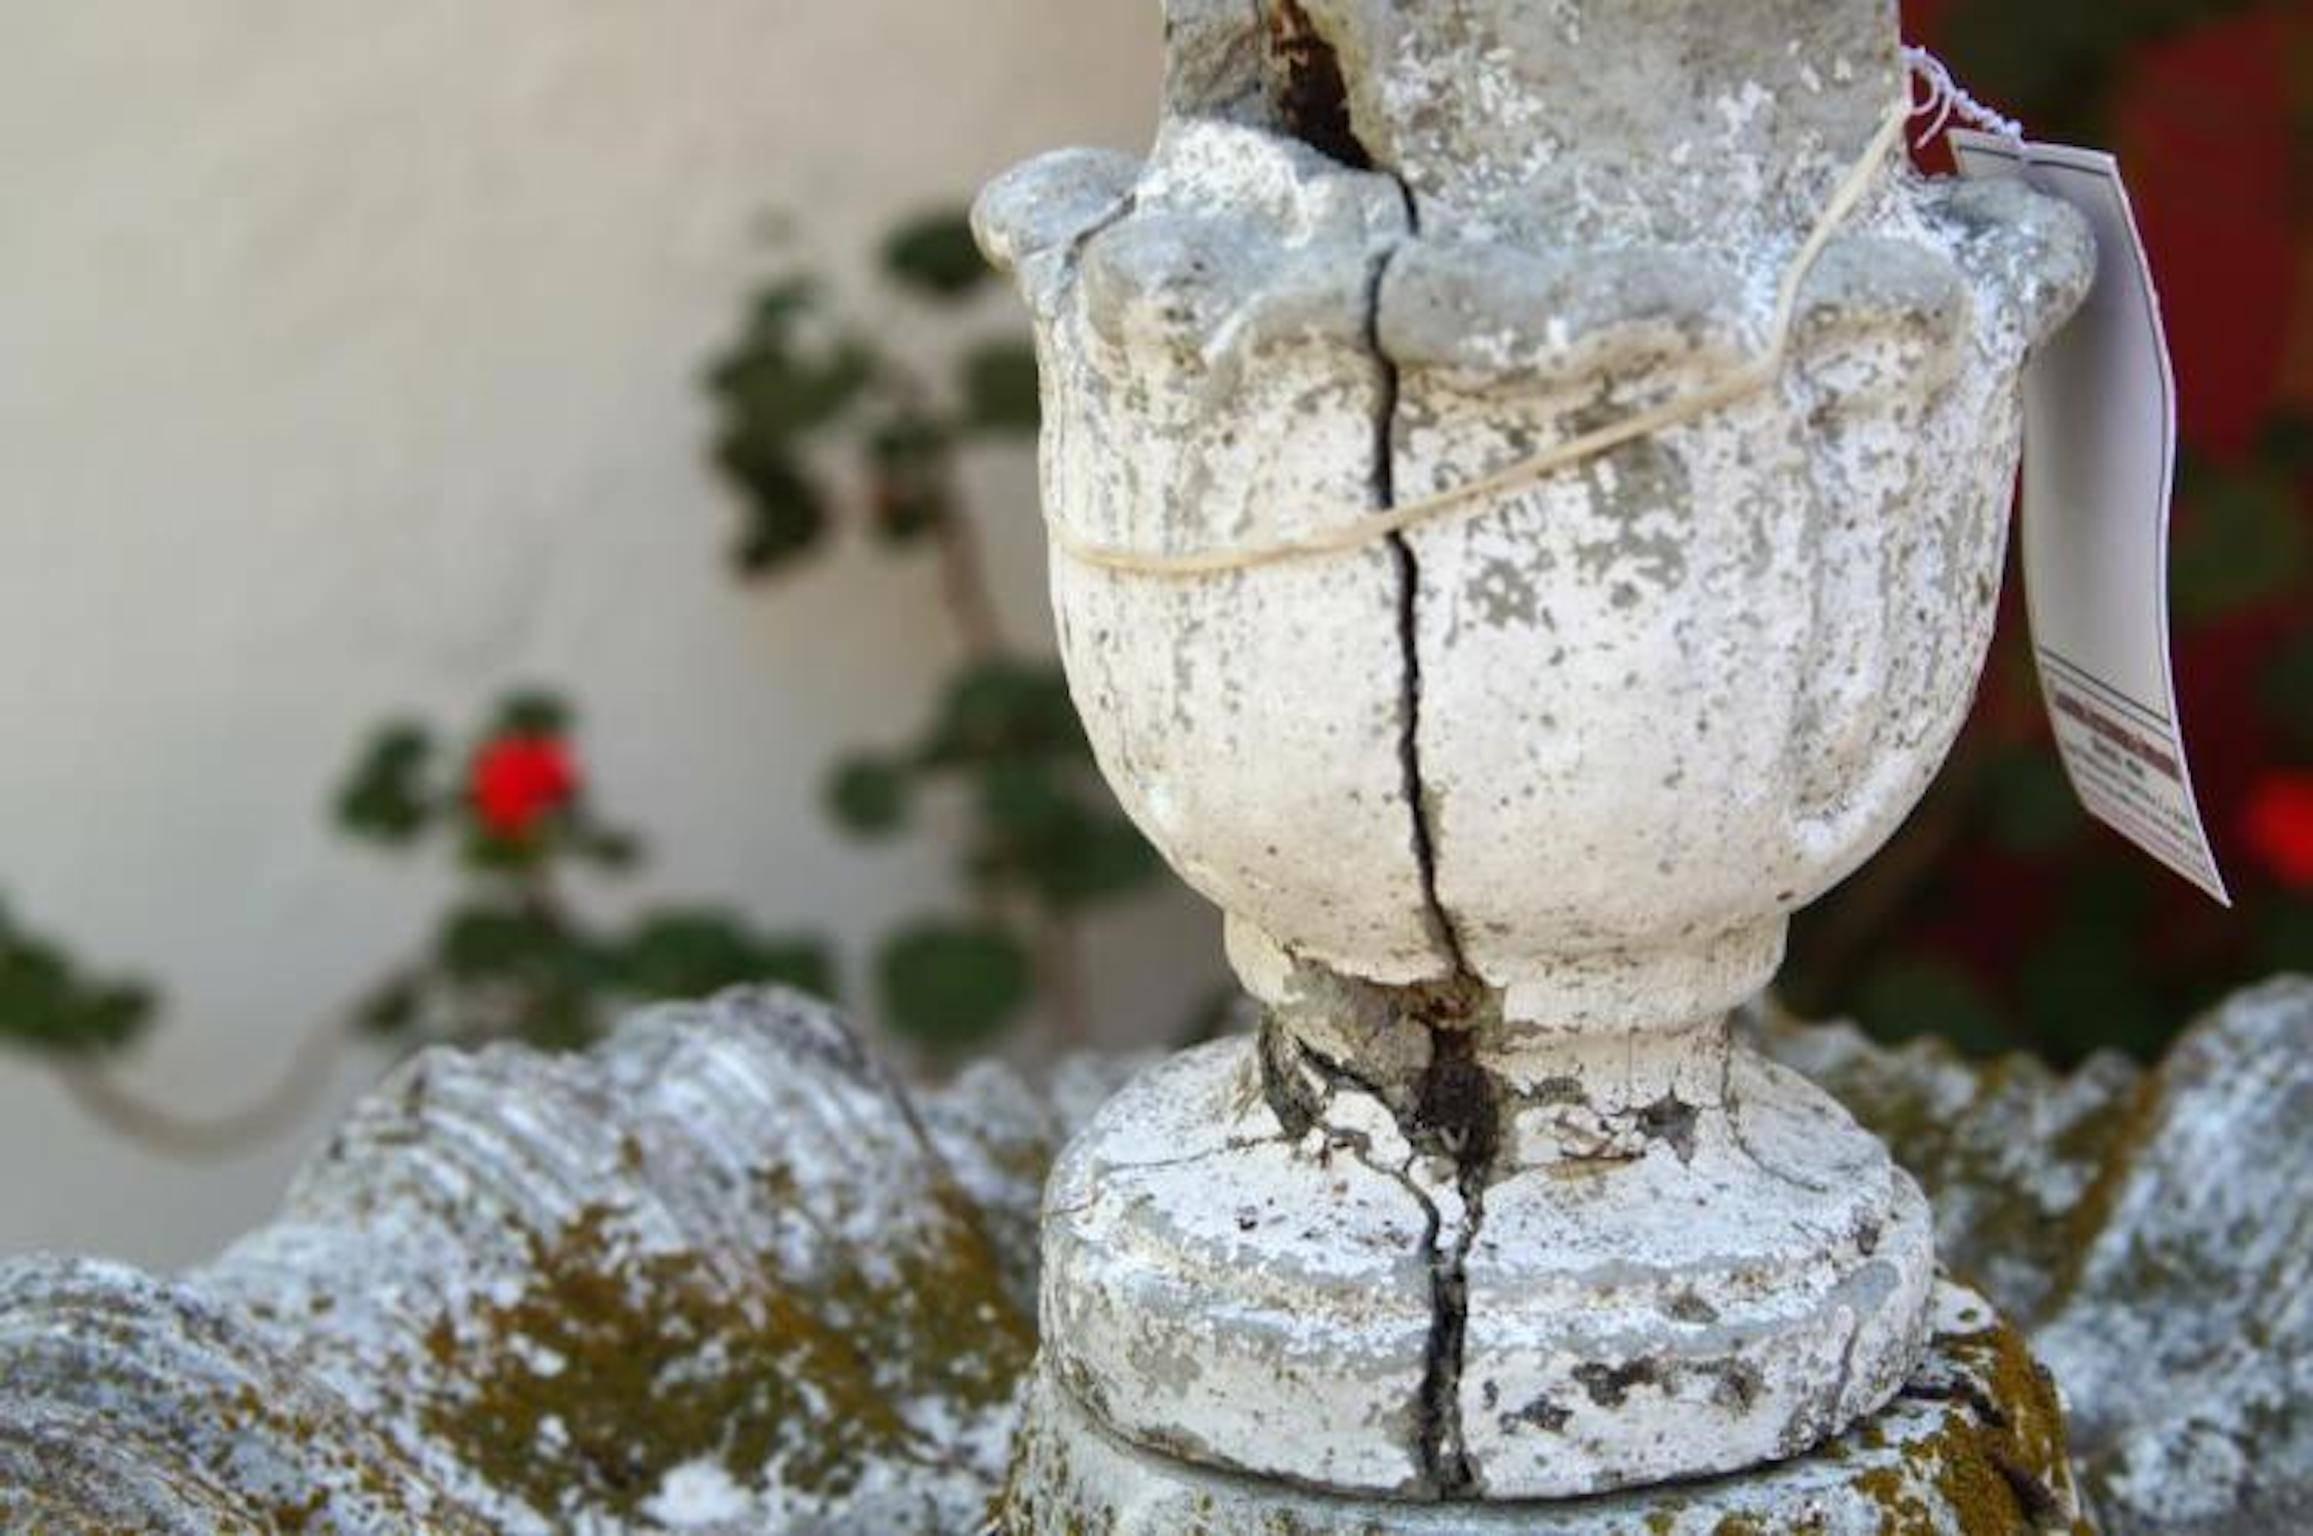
[979, 0, 2093, 1524]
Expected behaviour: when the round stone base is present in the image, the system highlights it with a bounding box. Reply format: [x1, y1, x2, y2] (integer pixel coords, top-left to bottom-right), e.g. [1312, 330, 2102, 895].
[1003, 1281, 2086, 1534]
[1040, 1030, 1935, 1498]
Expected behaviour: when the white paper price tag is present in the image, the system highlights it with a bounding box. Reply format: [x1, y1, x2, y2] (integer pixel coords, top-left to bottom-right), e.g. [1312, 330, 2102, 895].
[1951, 131, 2230, 905]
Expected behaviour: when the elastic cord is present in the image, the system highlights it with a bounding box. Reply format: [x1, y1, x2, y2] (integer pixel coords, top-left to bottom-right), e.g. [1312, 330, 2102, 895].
[1048, 92, 1915, 579]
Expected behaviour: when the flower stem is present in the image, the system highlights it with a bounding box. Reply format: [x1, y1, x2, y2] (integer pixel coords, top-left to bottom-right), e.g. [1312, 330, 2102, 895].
[54, 1015, 349, 1161]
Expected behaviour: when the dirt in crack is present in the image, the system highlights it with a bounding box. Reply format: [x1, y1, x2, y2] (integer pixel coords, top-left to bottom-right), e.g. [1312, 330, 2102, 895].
[1263, 1, 1373, 170]
[1411, 1022, 1496, 1496]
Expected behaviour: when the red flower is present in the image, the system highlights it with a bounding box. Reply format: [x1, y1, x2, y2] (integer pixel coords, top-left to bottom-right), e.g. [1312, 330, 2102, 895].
[2241, 772, 2313, 889]
[470, 735, 579, 840]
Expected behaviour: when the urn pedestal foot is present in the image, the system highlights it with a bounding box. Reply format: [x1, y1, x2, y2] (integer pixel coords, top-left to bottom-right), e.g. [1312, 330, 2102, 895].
[1003, 1280, 2087, 1534]
[1033, 1005, 1937, 1503]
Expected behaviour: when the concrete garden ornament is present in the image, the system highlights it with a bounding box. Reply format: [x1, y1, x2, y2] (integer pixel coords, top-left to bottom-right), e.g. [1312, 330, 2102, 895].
[977, 0, 2093, 1517]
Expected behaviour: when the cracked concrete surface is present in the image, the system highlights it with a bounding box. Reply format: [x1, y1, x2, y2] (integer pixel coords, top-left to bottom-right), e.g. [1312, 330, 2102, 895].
[1285, 38, 1493, 1496]
[1260, 1000, 1493, 1496]
[1034, 998, 1937, 1501]
[979, 0, 2093, 1026]
[1005, 1280, 2091, 1533]
[977, 0, 2093, 1518]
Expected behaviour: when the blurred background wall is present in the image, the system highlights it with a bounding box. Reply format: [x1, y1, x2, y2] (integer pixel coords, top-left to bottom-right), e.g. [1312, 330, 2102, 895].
[0, 0, 1201, 1265]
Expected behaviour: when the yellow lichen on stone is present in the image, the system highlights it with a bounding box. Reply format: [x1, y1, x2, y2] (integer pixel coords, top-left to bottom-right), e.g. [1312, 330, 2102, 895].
[1851, 1464, 1935, 1533]
[417, 1186, 1031, 1520]
[1839, 1317, 2089, 1535]
[1920, 1326, 2091, 1534]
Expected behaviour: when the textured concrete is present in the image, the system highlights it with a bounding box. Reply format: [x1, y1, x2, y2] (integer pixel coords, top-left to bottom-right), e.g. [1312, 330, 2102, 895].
[2017, 981, 2313, 1536]
[976, 0, 2093, 1507]
[1758, 980, 2313, 1535]
[4, 980, 2310, 1530]
[0, 989, 1034, 1534]
[978, 0, 2094, 1025]
[1006, 1281, 2088, 1534]
[1039, 1025, 1936, 1499]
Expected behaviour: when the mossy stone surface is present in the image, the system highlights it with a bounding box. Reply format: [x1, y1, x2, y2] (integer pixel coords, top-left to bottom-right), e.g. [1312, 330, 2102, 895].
[4, 980, 2309, 1532]
[1761, 980, 2313, 1534]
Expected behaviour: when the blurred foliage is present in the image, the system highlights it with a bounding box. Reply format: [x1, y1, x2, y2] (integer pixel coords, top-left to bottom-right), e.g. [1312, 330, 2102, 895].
[339, 691, 832, 1053]
[875, 919, 1034, 1052]
[2, 690, 831, 1079]
[1782, 0, 2313, 1064]
[704, 209, 1167, 1051]
[0, 900, 154, 1059]
[702, 209, 1018, 578]
[1929, 0, 2266, 143]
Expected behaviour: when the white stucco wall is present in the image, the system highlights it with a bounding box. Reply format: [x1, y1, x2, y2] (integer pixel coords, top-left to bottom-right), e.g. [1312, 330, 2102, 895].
[0, 0, 1214, 1267]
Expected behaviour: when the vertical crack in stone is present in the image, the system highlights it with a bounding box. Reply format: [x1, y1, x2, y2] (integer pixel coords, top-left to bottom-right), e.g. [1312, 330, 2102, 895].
[1385, 520, 1467, 975]
[1365, 243, 1468, 979]
[1377, 276, 1495, 1500]
[1261, 5, 1492, 1480]
[1352, 118, 1494, 1497]
[1264, 1012, 1489, 1497]
[1262, 0, 1373, 171]
[1409, 1021, 1494, 1497]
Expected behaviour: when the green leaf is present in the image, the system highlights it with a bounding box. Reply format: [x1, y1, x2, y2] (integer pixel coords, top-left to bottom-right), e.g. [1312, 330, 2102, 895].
[716, 438, 830, 575]
[974, 763, 1162, 910]
[1021, 810, 1163, 910]
[1936, 0, 2162, 141]
[0, 901, 156, 1059]
[2262, 411, 2313, 475]
[758, 338, 877, 434]
[704, 269, 883, 576]
[2262, 631, 2313, 754]
[2019, 923, 2165, 1063]
[958, 341, 1041, 435]
[426, 900, 607, 1050]
[353, 973, 423, 1037]
[1981, 748, 2082, 854]
[436, 901, 564, 980]
[712, 277, 819, 363]
[918, 661, 1087, 765]
[827, 754, 911, 837]
[976, 759, 1072, 839]
[459, 827, 551, 874]
[881, 211, 991, 301]
[703, 278, 877, 434]
[333, 722, 435, 844]
[2172, 463, 2307, 621]
[612, 908, 834, 1002]
[876, 918, 1031, 1049]
[494, 690, 571, 737]
[514, 983, 600, 1052]
[2260, 896, 2313, 975]
[571, 822, 645, 873]
[1853, 955, 2009, 1058]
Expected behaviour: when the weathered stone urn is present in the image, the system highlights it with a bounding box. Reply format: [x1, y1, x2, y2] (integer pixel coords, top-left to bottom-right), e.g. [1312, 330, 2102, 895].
[976, 0, 2094, 1519]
